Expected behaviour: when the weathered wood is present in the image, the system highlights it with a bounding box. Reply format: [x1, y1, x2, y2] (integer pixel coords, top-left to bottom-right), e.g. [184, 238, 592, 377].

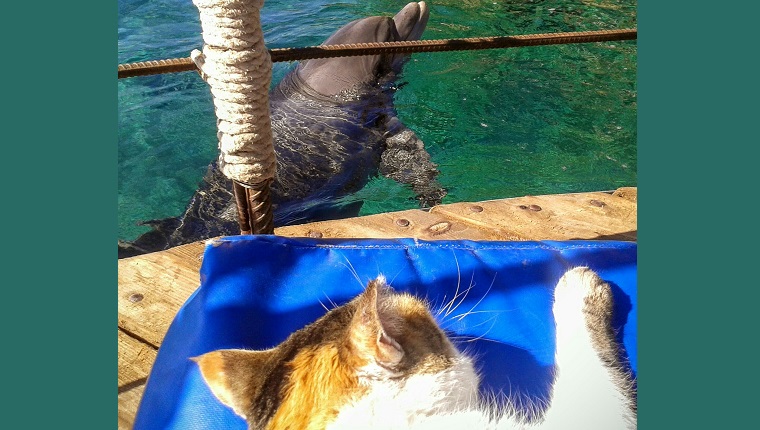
[117, 241, 205, 428]
[118, 329, 157, 388]
[118, 329, 157, 430]
[612, 186, 637, 203]
[119, 384, 146, 430]
[118, 241, 206, 347]
[116, 187, 637, 427]
[274, 207, 499, 240]
[431, 190, 637, 241]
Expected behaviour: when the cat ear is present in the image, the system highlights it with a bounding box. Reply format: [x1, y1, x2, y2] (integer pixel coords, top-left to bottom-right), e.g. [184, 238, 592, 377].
[192, 349, 274, 419]
[350, 276, 405, 368]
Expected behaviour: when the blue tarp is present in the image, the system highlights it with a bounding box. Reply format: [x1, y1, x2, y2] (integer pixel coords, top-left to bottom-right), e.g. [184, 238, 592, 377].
[134, 236, 637, 429]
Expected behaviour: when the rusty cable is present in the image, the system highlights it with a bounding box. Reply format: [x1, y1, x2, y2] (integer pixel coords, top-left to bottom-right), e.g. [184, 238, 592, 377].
[118, 28, 636, 79]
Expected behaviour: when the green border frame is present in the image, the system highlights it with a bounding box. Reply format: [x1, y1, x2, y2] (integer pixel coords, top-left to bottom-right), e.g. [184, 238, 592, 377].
[4, 3, 115, 426]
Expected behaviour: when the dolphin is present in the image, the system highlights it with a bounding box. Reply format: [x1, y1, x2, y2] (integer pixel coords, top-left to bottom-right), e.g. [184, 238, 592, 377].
[119, 2, 443, 258]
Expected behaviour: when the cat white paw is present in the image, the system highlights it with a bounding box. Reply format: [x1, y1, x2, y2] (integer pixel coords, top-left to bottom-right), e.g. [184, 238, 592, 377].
[553, 267, 613, 329]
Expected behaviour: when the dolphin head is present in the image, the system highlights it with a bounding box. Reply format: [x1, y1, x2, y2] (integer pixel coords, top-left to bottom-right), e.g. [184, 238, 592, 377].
[296, 2, 429, 97]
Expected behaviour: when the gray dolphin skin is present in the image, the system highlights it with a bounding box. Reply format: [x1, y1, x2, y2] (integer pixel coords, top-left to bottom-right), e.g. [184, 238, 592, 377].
[119, 2, 443, 258]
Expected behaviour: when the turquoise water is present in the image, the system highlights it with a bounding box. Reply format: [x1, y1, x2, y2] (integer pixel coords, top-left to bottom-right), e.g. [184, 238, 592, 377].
[118, 0, 637, 241]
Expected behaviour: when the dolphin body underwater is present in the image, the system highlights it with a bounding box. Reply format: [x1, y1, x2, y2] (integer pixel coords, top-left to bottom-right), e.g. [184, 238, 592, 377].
[118, 2, 444, 258]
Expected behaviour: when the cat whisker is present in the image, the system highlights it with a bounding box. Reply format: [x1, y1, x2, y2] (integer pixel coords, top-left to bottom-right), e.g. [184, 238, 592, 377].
[446, 315, 500, 344]
[339, 255, 364, 289]
[458, 322, 500, 344]
[442, 274, 477, 319]
[437, 254, 464, 317]
[452, 273, 497, 321]
[387, 266, 404, 287]
[322, 292, 339, 310]
[195, 266, 636, 429]
[443, 313, 504, 335]
[441, 308, 502, 328]
[449, 309, 512, 320]
[449, 334, 509, 346]
[438, 272, 499, 327]
[317, 299, 330, 312]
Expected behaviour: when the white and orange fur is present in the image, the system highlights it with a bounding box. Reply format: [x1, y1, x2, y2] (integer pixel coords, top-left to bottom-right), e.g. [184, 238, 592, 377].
[194, 267, 637, 429]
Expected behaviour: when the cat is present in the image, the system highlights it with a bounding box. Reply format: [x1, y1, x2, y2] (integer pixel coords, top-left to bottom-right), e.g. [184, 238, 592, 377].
[193, 267, 637, 429]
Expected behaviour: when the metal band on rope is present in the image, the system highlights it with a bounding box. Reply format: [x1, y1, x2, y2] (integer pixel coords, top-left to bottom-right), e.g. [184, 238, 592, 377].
[233, 179, 274, 235]
[117, 28, 637, 79]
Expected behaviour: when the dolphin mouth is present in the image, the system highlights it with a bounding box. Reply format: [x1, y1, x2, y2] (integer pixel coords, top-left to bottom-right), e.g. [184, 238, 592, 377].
[293, 2, 430, 97]
[393, 2, 429, 42]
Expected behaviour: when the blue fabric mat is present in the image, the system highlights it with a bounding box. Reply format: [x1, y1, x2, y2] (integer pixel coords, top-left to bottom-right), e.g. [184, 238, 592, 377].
[134, 236, 637, 429]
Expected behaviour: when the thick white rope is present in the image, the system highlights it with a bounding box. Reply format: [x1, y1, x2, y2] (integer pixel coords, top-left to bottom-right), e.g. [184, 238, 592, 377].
[191, 0, 275, 186]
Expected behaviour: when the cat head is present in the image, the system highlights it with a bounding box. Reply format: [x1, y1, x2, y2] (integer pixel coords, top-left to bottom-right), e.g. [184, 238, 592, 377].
[193, 275, 480, 430]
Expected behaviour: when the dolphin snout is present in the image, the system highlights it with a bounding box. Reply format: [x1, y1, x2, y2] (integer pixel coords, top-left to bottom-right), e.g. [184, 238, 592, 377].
[393, 2, 429, 42]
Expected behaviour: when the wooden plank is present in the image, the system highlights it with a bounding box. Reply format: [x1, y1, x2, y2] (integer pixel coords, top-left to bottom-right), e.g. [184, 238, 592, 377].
[117, 241, 205, 428]
[430, 189, 637, 241]
[275, 207, 501, 240]
[118, 240, 206, 346]
[118, 329, 156, 387]
[119, 384, 146, 430]
[118, 329, 157, 430]
[613, 186, 637, 203]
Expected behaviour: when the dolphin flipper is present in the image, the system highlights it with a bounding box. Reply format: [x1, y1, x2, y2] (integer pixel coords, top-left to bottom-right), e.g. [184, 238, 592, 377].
[380, 117, 447, 207]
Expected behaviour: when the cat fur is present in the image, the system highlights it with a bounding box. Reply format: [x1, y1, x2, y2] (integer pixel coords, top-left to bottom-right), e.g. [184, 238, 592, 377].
[194, 267, 637, 429]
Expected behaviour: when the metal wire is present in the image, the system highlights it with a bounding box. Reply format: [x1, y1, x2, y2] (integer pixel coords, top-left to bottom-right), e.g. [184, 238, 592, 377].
[117, 28, 637, 79]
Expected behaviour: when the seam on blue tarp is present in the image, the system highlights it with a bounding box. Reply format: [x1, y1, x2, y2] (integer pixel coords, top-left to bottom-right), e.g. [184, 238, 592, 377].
[207, 236, 634, 252]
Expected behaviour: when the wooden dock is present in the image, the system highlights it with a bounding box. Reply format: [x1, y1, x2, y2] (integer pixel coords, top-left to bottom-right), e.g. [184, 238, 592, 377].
[117, 187, 637, 429]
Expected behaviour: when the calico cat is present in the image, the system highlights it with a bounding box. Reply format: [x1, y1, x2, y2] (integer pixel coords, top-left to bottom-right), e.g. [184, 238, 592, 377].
[194, 267, 637, 429]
